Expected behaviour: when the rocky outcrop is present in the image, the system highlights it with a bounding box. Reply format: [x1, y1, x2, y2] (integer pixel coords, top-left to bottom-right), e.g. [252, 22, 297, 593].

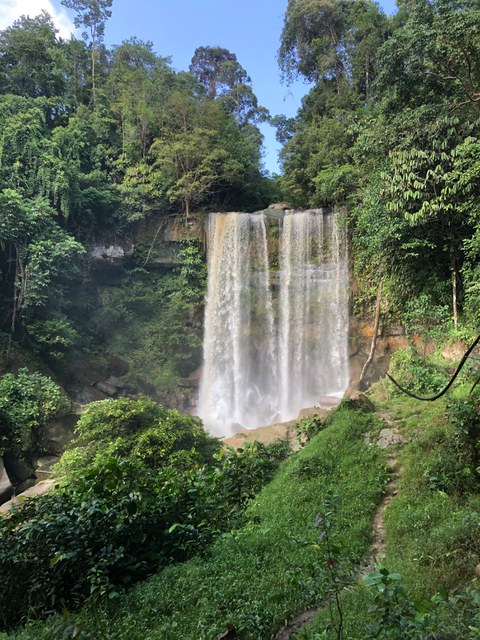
[0, 457, 13, 504]
[348, 317, 409, 390]
[0, 479, 56, 514]
[67, 356, 135, 405]
[3, 453, 36, 495]
[267, 203, 294, 210]
[375, 428, 406, 449]
[0, 407, 80, 506]
[38, 412, 79, 455]
[342, 389, 375, 413]
[90, 242, 134, 264]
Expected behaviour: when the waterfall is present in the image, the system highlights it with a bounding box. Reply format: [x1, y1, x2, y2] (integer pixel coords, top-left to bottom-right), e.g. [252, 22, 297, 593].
[198, 209, 349, 436]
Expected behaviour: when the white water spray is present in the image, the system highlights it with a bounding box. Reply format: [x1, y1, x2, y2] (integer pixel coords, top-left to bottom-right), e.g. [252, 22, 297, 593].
[198, 209, 349, 436]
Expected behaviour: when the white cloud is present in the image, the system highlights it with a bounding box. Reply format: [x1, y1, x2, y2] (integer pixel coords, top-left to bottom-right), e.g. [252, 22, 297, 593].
[0, 0, 75, 39]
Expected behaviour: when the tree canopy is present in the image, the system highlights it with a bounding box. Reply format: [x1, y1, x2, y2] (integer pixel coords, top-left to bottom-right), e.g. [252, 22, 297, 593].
[276, 0, 480, 333]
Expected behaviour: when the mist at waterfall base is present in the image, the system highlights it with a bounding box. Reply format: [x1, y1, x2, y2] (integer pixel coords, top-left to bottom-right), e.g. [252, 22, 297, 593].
[198, 210, 349, 437]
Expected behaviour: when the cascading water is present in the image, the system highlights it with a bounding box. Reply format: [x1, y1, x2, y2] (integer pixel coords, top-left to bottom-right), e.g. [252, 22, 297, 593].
[198, 209, 349, 436]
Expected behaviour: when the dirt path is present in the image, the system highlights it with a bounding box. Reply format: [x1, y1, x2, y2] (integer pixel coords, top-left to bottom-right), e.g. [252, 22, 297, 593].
[273, 412, 403, 640]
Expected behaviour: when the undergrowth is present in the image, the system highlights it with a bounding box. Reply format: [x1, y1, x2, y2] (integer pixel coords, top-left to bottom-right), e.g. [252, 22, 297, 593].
[298, 388, 480, 638]
[7, 407, 388, 639]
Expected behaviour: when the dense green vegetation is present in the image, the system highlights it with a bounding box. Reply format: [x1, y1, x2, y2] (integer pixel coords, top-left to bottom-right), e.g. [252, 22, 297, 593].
[277, 0, 480, 335]
[2, 405, 388, 638]
[0, 396, 290, 631]
[1, 0, 479, 375]
[81, 237, 208, 392]
[0, 12, 274, 369]
[5, 388, 478, 639]
[0, 368, 68, 459]
[296, 389, 480, 638]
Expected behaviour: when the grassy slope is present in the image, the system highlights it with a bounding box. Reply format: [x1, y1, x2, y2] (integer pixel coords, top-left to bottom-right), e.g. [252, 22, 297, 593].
[299, 388, 480, 638]
[11, 407, 388, 640]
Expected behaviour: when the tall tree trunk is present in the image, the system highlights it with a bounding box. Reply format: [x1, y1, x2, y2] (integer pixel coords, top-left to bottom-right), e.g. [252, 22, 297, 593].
[91, 28, 96, 96]
[7, 244, 21, 363]
[365, 53, 370, 99]
[450, 229, 459, 330]
[452, 255, 458, 330]
[359, 280, 382, 388]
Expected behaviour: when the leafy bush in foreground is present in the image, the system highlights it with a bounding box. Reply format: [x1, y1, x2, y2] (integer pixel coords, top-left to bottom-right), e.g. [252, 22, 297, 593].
[55, 396, 221, 476]
[8, 407, 386, 640]
[0, 440, 290, 631]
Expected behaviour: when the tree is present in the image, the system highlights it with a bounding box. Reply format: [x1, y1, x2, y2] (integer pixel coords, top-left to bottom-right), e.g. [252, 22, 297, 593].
[346, 0, 389, 98]
[0, 190, 84, 358]
[279, 0, 349, 92]
[189, 46, 238, 99]
[189, 46, 268, 126]
[150, 94, 244, 217]
[61, 0, 112, 94]
[383, 129, 479, 329]
[0, 12, 67, 99]
[108, 39, 174, 162]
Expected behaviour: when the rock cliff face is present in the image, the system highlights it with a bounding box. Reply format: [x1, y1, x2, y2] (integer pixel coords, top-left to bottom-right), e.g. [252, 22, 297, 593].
[348, 317, 408, 389]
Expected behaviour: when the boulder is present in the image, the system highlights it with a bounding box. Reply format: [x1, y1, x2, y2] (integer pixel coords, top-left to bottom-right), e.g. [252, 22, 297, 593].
[95, 380, 118, 397]
[68, 357, 106, 386]
[376, 428, 406, 449]
[70, 385, 109, 405]
[342, 390, 375, 413]
[224, 419, 298, 449]
[105, 376, 125, 389]
[0, 479, 56, 514]
[106, 354, 129, 377]
[317, 396, 342, 408]
[267, 203, 293, 210]
[15, 478, 36, 495]
[90, 242, 133, 264]
[3, 454, 36, 485]
[39, 413, 79, 455]
[124, 382, 139, 395]
[0, 457, 13, 505]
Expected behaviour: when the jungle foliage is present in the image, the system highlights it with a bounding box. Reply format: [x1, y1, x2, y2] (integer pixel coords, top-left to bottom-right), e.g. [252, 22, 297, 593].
[0, 395, 290, 631]
[0, 12, 272, 363]
[277, 0, 480, 333]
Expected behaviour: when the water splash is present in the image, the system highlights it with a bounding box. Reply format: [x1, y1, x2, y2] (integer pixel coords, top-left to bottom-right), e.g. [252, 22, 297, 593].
[198, 209, 349, 436]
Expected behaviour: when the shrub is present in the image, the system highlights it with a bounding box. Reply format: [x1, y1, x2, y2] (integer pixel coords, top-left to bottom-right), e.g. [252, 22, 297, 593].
[55, 396, 221, 476]
[388, 348, 449, 396]
[0, 440, 290, 631]
[0, 368, 67, 458]
[295, 412, 325, 445]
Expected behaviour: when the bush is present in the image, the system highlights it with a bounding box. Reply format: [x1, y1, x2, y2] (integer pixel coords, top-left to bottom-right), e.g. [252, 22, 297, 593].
[0, 368, 67, 458]
[55, 396, 221, 476]
[0, 440, 290, 631]
[295, 412, 325, 445]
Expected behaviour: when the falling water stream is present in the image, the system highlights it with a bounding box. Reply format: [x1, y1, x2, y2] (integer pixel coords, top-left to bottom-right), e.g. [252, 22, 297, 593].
[198, 209, 349, 437]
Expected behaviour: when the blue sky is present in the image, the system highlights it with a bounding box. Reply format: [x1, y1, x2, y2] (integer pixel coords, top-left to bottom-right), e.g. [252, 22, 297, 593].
[2, 0, 398, 173]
